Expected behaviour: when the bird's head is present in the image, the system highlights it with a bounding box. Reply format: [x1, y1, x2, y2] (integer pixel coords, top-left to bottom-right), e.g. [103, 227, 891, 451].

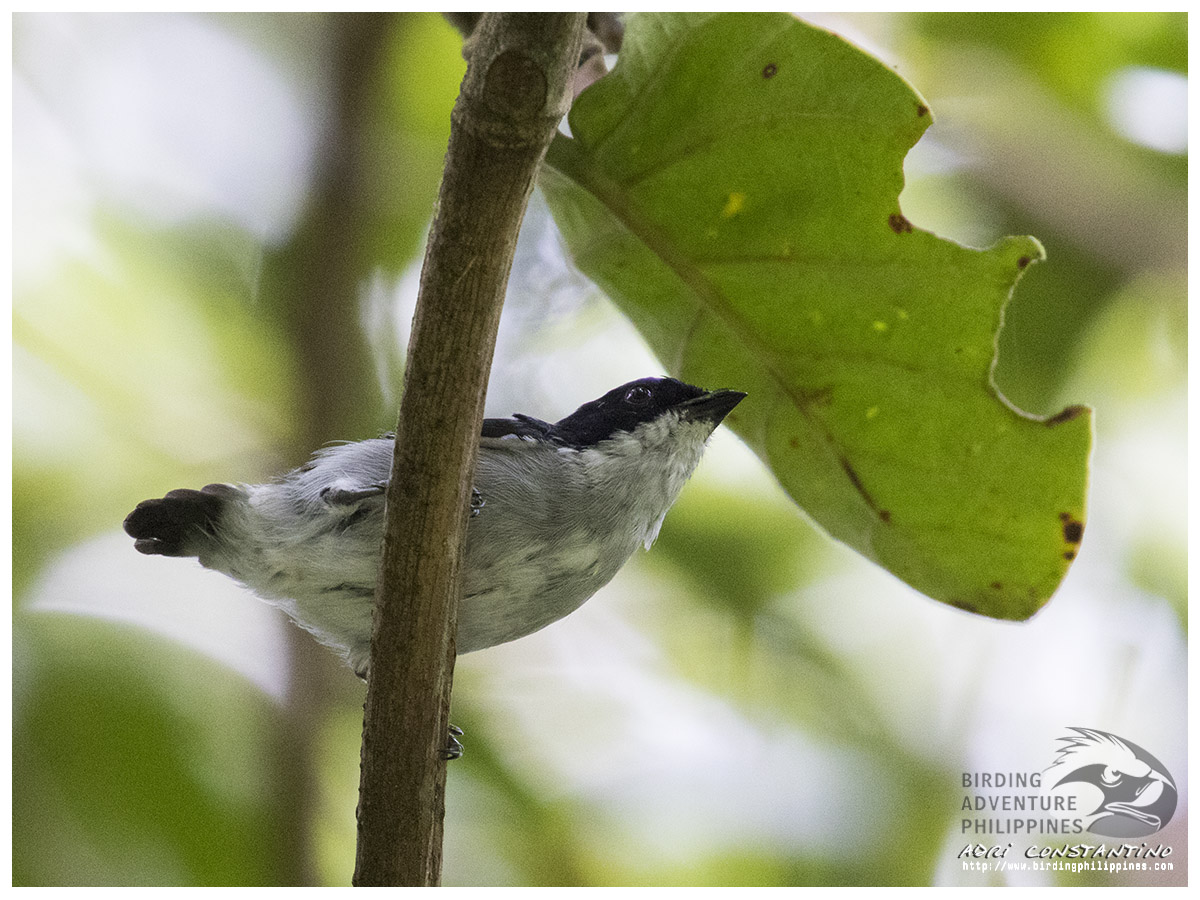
[552, 376, 746, 452]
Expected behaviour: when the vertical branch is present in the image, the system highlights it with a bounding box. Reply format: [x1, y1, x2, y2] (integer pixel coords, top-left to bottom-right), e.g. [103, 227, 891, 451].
[353, 13, 586, 887]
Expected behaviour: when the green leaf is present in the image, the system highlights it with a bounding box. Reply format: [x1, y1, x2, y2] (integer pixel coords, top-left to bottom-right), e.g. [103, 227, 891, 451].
[541, 12, 1092, 619]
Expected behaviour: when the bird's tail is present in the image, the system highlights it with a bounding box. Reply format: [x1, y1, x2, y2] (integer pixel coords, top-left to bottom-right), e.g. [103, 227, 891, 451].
[123, 483, 243, 558]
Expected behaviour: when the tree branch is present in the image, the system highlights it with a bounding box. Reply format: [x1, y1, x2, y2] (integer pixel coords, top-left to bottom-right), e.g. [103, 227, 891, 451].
[353, 13, 587, 887]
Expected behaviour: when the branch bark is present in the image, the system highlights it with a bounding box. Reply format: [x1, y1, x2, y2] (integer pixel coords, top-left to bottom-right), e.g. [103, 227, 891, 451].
[353, 13, 587, 887]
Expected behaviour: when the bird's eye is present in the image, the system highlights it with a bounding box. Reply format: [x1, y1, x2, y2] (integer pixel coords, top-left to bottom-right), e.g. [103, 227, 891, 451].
[624, 385, 653, 405]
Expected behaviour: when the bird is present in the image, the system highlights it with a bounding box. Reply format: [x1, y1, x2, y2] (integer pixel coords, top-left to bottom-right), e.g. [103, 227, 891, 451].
[124, 376, 746, 679]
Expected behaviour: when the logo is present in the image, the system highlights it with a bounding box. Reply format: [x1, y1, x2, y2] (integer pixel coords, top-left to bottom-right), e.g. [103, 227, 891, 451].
[1046, 727, 1177, 838]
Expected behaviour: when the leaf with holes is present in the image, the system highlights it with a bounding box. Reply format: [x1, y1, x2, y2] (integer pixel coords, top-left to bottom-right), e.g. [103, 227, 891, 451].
[541, 11, 1092, 619]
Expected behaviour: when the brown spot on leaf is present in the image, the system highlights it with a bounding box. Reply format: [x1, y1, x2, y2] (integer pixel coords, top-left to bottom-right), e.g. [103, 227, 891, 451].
[797, 386, 833, 409]
[916, 103, 929, 117]
[879, 509, 892, 524]
[789, 436, 801, 449]
[839, 455, 882, 515]
[990, 581, 1003, 591]
[841, 458, 866, 493]
[1017, 256, 1031, 269]
[950, 599, 978, 614]
[1063, 551, 1076, 561]
[888, 213, 913, 234]
[762, 63, 778, 79]
[1061, 516, 1084, 544]
[1045, 405, 1085, 426]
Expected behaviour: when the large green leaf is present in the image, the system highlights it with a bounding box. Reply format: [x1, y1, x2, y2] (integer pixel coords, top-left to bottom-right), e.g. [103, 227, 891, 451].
[541, 12, 1091, 619]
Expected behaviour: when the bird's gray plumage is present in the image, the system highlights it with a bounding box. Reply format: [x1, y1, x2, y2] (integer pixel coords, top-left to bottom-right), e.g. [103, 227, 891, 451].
[124, 377, 745, 676]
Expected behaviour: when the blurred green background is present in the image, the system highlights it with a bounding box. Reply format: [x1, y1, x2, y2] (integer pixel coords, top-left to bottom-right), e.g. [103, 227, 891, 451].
[11, 12, 1187, 886]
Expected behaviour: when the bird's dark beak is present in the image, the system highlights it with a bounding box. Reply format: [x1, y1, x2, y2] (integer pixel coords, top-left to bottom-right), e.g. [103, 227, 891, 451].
[678, 389, 746, 427]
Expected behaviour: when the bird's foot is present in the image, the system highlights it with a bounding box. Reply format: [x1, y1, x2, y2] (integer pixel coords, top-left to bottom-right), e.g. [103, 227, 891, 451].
[321, 483, 386, 506]
[442, 724, 465, 760]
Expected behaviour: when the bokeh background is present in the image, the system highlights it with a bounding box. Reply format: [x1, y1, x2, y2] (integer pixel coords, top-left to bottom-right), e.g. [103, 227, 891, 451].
[11, 12, 1187, 886]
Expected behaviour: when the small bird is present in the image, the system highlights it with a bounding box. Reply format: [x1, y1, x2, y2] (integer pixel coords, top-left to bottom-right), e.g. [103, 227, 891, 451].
[124, 377, 745, 678]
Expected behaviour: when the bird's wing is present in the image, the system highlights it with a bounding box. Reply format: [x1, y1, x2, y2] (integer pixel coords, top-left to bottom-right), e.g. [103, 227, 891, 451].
[480, 414, 556, 442]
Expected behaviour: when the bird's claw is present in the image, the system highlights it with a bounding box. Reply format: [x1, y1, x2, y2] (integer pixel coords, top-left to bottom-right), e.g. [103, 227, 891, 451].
[469, 488, 485, 518]
[321, 483, 386, 506]
[442, 724, 465, 760]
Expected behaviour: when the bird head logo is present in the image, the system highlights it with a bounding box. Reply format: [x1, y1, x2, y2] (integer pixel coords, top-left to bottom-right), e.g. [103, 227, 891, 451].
[1047, 727, 1177, 839]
